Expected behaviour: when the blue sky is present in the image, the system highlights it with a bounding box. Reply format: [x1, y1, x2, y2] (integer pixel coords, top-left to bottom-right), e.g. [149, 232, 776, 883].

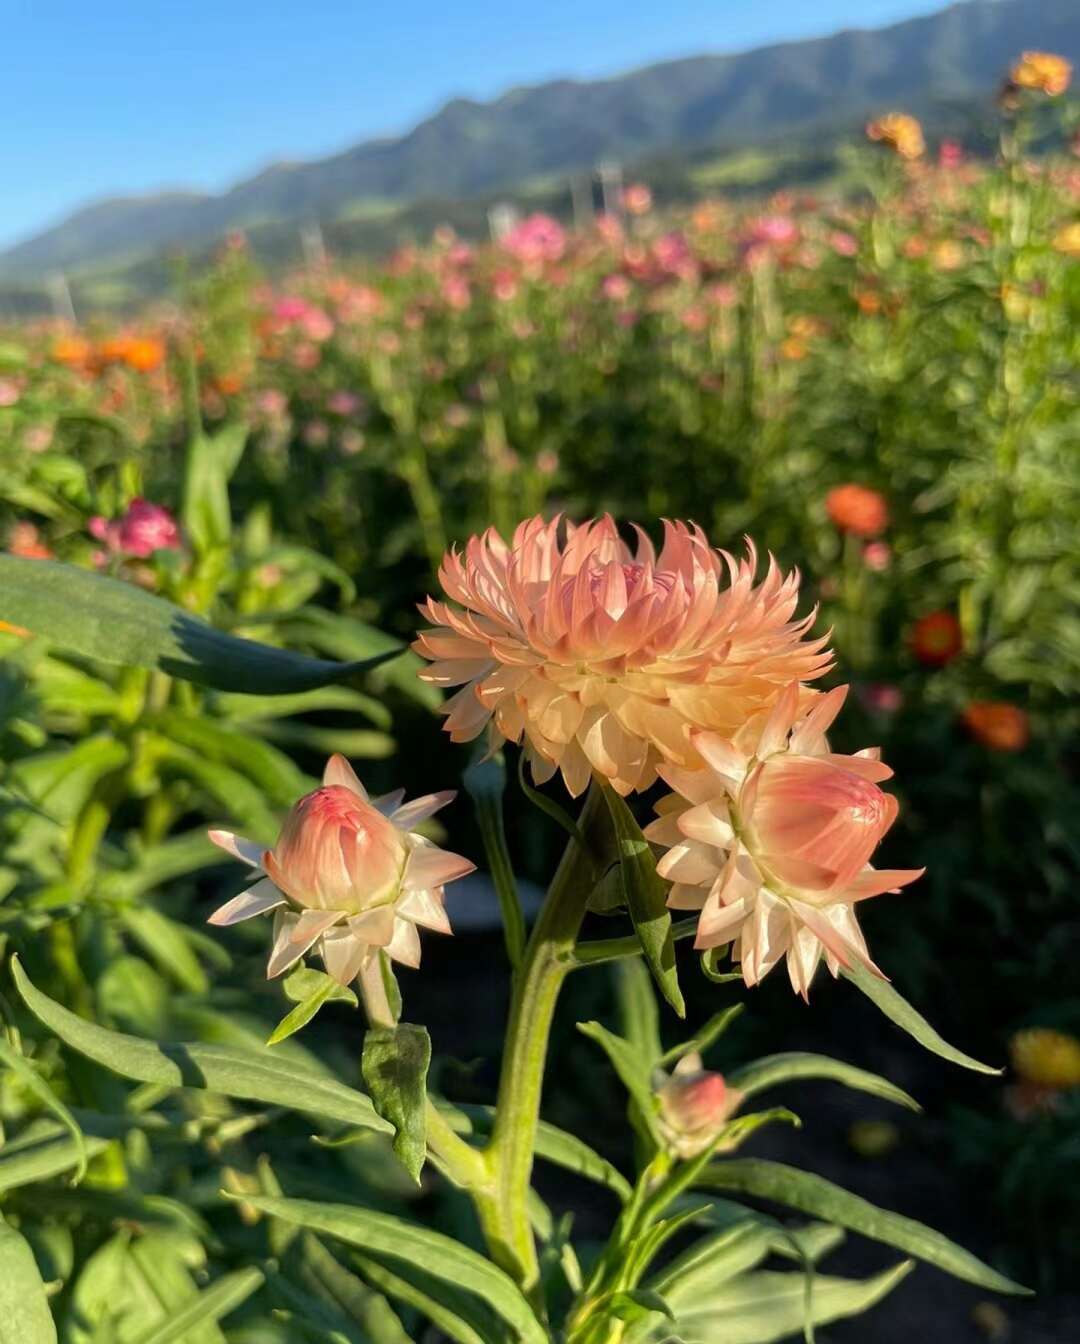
[1, 0, 946, 248]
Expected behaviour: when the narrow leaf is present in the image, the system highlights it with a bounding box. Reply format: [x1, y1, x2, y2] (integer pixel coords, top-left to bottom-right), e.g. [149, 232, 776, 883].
[842, 962, 1000, 1075]
[659, 1005, 745, 1069]
[128, 1267, 264, 1344]
[699, 1158, 1030, 1294]
[727, 1052, 920, 1112]
[464, 751, 525, 968]
[457, 1104, 631, 1201]
[577, 1020, 660, 1142]
[361, 1024, 431, 1183]
[600, 784, 684, 1017]
[235, 1195, 547, 1344]
[12, 957, 390, 1134]
[0, 1037, 88, 1183]
[0, 555, 401, 694]
[0, 1216, 58, 1344]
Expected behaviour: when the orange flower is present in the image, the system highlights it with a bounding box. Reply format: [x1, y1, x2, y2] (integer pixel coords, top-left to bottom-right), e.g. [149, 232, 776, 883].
[1009, 51, 1072, 97]
[910, 610, 962, 666]
[7, 521, 52, 560]
[962, 701, 1029, 752]
[0, 620, 30, 637]
[415, 516, 832, 796]
[51, 334, 93, 370]
[122, 336, 166, 373]
[825, 484, 888, 538]
[866, 113, 925, 160]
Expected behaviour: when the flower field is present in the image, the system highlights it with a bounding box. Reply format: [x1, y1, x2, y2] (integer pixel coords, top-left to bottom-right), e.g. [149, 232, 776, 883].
[0, 57, 1079, 1344]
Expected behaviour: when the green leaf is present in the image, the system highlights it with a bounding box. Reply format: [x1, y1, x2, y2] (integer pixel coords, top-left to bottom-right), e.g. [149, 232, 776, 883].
[235, 1196, 547, 1344]
[841, 962, 1001, 1075]
[351, 1253, 486, 1344]
[361, 1024, 431, 1183]
[0, 1036, 88, 1183]
[182, 423, 248, 554]
[119, 907, 209, 994]
[698, 1158, 1030, 1294]
[516, 750, 585, 846]
[577, 1020, 660, 1143]
[269, 970, 357, 1047]
[727, 1052, 920, 1112]
[11, 957, 390, 1134]
[659, 1005, 745, 1069]
[0, 555, 402, 694]
[0, 1217, 58, 1344]
[279, 1234, 411, 1344]
[129, 1267, 264, 1344]
[600, 784, 684, 1018]
[629, 1261, 914, 1344]
[610, 1288, 674, 1324]
[464, 750, 525, 969]
[455, 1104, 631, 1201]
[0, 1120, 112, 1194]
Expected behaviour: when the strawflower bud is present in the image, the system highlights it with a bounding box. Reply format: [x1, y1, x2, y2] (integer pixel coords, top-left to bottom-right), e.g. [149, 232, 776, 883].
[655, 1052, 740, 1159]
[207, 755, 474, 984]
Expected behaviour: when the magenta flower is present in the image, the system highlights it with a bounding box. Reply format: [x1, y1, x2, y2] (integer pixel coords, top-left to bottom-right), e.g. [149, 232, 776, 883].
[89, 499, 181, 559]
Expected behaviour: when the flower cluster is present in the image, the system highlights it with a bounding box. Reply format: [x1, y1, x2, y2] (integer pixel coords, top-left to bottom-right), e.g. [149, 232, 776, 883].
[418, 514, 921, 999]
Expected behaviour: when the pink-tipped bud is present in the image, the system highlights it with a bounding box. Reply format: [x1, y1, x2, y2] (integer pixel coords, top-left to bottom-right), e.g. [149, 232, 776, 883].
[749, 756, 895, 894]
[263, 785, 406, 914]
[656, 1054, 736, 1158]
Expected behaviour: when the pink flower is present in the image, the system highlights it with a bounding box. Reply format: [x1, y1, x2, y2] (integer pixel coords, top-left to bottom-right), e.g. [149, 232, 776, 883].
[862, 541, 892, 571]
[859, 683, 904, 715]
[326, 390, 363, 417]
[89, 498, 181, 558]
[938, 139, 964, 170]
[0, 378, 21, 407]
[622, 183, 653, 215]
[646, 684, 922, 997]
[652, 231, 695, 278]
[829, 230, 859, 257]
[414, 516, 832, 797]
[602, 273, 631, 302]
[747, 215, 799, 248]
[503, 214, 567, 265]
[207, 755, 475, 983]
[656, 1052, 741, 1158]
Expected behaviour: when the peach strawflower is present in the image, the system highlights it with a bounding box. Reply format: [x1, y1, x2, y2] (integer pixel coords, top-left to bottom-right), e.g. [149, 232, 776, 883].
[1009, 52, 1072, 97]
[866, 113, 925, 160]
[962, 701, 1029, 752]
[655, 1051, 742, 1159]
[910, 610, 963, 666]
[645, 683, 922, 998]
[414, 516, 832, 796]
[207, 755, 474, 984]
[825, 484, 888, 538]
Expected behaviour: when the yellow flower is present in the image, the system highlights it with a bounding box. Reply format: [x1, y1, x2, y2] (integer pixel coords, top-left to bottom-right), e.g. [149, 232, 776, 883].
[866, 113, 925, 160]
[1053, 222, 1080, 258]
[1009, 1028, 1080, 1089]
[1009, 51, 1072, 97]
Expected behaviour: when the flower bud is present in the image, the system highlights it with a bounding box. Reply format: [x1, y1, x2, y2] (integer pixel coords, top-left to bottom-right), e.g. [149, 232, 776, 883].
[264, 785, 406, 913]
[655, 1053, 739, 1159]
[748, 754, 896, 893]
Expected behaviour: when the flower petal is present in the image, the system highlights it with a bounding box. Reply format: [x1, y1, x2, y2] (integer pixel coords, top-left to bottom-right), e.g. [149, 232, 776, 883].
[207, 877, 284, 926]
[209, 829, 266, 869]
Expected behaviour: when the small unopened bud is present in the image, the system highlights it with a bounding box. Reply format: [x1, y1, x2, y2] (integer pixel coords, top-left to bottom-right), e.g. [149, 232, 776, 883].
[655, 1052, 739, 1159]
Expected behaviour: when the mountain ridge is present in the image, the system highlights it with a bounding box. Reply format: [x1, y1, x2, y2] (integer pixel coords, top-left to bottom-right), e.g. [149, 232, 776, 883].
[2, 0, 1077, 281]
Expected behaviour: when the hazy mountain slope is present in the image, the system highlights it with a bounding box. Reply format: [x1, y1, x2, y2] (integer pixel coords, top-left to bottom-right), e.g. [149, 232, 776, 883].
[2, 0, 1076, 280]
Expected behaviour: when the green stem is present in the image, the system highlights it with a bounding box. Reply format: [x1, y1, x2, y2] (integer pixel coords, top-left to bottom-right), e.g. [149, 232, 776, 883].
[480, 784, 605, 1288]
